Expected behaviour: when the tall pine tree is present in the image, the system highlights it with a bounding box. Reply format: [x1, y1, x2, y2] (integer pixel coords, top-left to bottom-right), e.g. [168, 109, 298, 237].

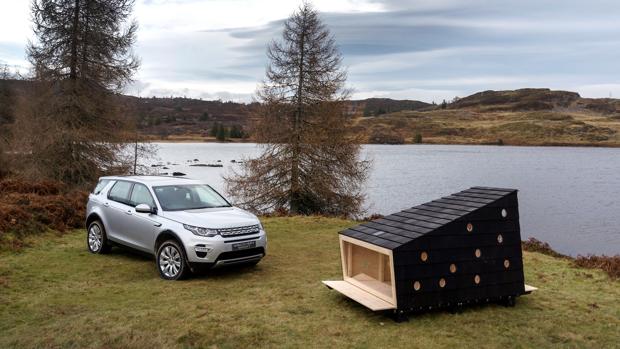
[225, 3, 368, 216]
[25, 0, 139, 185]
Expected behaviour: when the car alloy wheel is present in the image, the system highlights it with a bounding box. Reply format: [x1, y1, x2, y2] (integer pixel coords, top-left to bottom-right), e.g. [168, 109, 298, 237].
[159, 245, 183, 278]
[88, 224, 103, 252]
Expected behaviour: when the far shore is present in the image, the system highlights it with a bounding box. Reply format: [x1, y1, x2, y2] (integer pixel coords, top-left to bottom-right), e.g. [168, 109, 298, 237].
[146, 135, 620, 148]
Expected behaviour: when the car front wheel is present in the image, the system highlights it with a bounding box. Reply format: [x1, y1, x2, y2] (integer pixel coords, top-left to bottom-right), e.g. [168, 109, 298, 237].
[156, 240, 188, 280]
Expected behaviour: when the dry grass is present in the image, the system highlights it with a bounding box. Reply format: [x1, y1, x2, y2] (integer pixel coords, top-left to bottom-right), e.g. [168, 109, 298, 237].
[0, 216, 618, 348]
[353, 109, 620, 146]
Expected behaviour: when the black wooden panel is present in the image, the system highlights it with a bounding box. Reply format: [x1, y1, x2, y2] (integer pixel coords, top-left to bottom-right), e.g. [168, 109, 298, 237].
[394, 243, 523, 267]
[452, 191, 507, 201]
[425, 201, 478, 212]
[401, 270, 525, 294]
[417, 204, 471, 216]
[362, 221, 428, 237]
[471, 186, 517, 193]
[382, 215, 443, 229]
[401, 219, 520, 238]
[463, 188, 510, 197]
[391, 211, 453, 225]
[443, 194, 495, 205]
[340, 229, 402, 250]
[394, 258, 523, 279]
[434, 198, 485, 209]
[402, 232, 521, 251]
[368, 219, 433, 235]
[457, 206, 520, 222]
[352, 224, 420, 240]
[398, 282, 526, 309]
[403, 207, 461, 220]
[347, 227, 413, 244]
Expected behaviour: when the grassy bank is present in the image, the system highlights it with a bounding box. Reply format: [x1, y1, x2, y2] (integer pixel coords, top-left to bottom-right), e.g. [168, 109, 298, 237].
[1, 216, 619, 348]
[352, 109, 620, 147]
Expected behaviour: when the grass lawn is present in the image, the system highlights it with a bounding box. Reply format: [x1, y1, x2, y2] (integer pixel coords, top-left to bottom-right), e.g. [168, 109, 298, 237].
[0, 216, 618, 348]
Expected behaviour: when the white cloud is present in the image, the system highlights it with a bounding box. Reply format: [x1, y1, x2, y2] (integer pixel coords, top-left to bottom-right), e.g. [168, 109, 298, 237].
[0, 1, 31, 44]
[574, 84, 620, 99]
[2, 0, 620, 102]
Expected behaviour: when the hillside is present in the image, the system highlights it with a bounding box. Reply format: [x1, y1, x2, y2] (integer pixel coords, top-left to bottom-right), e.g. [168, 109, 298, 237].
[2, 80, 620, 146]
[1, 216, 619, 348]
[354, 89, 620, 146]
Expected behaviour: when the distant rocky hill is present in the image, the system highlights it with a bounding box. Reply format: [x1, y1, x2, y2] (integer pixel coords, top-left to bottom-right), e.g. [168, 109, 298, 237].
[451, 88, 581, 111]
[354, 88, 620, 146]
[348, 98, 431, 116]
[1, 80, 619, 146]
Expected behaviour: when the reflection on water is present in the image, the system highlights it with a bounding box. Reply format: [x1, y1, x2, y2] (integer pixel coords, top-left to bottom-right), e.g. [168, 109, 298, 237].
[149, 142, 620, 256]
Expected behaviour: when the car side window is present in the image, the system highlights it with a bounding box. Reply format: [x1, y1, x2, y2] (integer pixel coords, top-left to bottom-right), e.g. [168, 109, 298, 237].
[107, 181, 133, 205]
[93, 179, 111, 194]
[130, 184, 156, 208]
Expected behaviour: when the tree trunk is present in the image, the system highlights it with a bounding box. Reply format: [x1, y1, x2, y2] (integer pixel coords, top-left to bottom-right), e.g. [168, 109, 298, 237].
[290, 14, 306, 214]
[69, 0, 80, 80]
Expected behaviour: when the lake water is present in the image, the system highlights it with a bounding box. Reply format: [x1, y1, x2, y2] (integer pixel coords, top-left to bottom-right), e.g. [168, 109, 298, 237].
[150, 142, 620, 256]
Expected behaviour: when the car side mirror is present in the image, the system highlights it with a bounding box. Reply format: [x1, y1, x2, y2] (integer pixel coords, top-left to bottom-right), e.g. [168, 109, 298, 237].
[135, 204, 155, 214]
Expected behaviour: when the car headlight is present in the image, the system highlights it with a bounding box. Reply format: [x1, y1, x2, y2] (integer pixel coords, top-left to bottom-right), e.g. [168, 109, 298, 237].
[183, 224, 218, 237]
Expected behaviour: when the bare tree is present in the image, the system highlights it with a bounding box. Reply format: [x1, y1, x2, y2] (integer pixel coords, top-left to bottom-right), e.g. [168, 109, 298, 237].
[225, 2, 369, 216]
[0, 65, 15, 178]
[24, 0, 140, 186]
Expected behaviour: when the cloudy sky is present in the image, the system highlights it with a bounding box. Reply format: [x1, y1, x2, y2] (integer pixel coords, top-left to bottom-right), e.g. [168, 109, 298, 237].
[1, 0, 619, 102]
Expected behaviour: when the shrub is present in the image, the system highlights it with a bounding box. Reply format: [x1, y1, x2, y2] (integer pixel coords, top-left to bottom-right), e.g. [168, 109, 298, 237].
[414, 133, 423, 143]
[574, 255, 620, 279]
[0, 179, 88, 250]
[522, 238, 567, 258]
[522, 237, 619, 279]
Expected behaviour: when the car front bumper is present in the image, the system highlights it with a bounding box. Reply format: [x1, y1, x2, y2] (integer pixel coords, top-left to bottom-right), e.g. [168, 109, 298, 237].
[183, 230, 267, 265]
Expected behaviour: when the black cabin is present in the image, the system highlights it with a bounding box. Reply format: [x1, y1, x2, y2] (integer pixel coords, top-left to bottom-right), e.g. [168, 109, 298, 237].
[323, 187, 535, 317]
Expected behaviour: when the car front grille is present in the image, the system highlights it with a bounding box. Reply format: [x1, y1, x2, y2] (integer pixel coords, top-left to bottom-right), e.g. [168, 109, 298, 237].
[217, 224, 260, 237]
[216, 247, 265, 262]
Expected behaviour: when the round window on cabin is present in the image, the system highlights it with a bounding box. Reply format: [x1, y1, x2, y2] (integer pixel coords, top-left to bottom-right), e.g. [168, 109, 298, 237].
[466, 223, 474, 232]
[475, 248, 482, 258]
[413, 281, 421, 291]
[450, 263, 457, 273]
[439, 278, 446, 288]
[497, 234, 504, 244]
[504, 259, 510, 269]
[501, 209, 508, 218]
[474, 275, 481, 284]
[420, 251, 428, 262]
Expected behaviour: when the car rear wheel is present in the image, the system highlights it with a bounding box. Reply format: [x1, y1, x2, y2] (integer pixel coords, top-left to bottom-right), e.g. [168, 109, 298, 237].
[157, 240, 188, 280]
[87, 220, 111, 254]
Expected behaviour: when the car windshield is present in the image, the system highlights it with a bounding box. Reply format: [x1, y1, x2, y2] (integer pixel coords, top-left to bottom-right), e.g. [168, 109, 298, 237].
[153, 184, 231, 211]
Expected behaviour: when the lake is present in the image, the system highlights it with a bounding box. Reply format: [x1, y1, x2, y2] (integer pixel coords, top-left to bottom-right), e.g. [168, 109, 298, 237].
[149, 142, 620, 256]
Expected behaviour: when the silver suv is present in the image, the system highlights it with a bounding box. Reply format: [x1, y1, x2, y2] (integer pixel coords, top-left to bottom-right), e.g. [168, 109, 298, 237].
[85, 176, 267, 280]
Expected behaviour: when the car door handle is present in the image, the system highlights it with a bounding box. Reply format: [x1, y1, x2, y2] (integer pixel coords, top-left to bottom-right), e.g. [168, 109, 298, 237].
[125, 210, 132, 215]
[104, 202, 110, 207]
[154, 222, 162, 227]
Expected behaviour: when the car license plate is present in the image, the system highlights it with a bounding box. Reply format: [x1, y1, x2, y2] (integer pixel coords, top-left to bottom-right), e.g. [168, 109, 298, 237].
[232, 241, 256, 251]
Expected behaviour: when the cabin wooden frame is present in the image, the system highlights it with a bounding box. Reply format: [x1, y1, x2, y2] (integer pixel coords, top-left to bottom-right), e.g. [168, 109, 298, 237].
[323, 187, 536, 317]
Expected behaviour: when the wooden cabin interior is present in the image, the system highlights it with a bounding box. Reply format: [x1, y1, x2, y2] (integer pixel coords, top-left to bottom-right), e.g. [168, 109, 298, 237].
[339, 235, 396, 306]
